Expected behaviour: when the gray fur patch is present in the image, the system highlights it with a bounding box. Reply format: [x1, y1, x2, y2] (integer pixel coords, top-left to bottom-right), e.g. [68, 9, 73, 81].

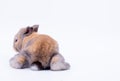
[50, 54, 70, 71]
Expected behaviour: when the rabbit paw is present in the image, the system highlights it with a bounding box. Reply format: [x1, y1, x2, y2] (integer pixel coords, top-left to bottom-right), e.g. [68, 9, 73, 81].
[9, 54, 29, 69]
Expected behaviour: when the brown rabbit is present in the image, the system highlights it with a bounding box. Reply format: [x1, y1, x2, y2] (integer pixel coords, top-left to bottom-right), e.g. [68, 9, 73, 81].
[9, 25, 70, 71]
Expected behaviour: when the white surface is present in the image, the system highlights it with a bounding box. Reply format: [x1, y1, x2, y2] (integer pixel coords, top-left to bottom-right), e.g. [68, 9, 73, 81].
[0, 0, 120, 81]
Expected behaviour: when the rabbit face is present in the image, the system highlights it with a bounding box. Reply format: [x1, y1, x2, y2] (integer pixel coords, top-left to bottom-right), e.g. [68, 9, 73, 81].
[13, 25, 39, 52]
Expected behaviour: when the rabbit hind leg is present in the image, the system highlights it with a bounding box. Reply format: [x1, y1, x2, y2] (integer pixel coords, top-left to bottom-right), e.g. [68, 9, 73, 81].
[50, 54, 70, 71]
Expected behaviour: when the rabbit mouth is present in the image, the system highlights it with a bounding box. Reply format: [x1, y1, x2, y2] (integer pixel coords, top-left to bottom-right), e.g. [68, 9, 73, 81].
[14, 44, 22, 52]
[14, 46, 19, 52]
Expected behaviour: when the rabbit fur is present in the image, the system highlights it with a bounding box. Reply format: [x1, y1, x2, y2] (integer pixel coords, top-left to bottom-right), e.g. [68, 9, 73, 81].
[9, 25, 70, 71]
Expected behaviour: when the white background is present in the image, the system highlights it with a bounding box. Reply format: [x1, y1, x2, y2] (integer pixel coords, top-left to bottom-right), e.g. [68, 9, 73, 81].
[0, 0, 120, 81]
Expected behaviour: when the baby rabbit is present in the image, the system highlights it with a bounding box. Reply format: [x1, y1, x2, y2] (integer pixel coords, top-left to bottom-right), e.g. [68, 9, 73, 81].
[9, 25, 70, 71]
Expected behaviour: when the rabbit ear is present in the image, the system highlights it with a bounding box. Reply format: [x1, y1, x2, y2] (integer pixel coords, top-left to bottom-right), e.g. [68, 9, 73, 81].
[24, 27, 33, 36]
[32, 25, 39, 32]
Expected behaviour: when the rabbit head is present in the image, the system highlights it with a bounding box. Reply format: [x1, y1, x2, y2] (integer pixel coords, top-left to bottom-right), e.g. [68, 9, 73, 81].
[13, 25, 39, 52]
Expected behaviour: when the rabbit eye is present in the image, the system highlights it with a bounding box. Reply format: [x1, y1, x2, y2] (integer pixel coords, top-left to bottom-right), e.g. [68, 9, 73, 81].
[15, 38, 18, 42]
[15, 39, 18, 42]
